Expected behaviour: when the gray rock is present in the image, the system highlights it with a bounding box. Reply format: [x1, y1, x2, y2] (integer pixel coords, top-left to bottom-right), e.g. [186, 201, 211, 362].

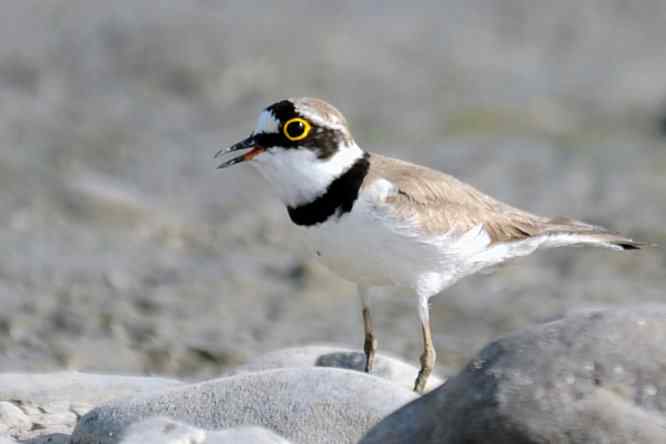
[0, 372, 183, 406]
[361, 305, 666, 444]
[119, 417, 292, 444]
[19, 433, 70, 444]
[229, 345, 444, 392]
[0, 402, 31, 435]
[72, 367, 417, 444]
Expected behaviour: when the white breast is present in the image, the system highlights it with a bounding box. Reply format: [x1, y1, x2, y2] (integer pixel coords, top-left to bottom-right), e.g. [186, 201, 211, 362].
[252, 143, 364, 208]
[293, 178, 495, 292]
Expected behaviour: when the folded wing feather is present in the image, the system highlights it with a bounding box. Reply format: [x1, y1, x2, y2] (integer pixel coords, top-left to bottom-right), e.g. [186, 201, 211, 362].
[364, 153, 644, 250]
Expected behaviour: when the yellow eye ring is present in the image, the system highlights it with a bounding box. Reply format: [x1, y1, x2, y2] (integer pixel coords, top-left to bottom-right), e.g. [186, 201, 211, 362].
[282, 117, 311, 142]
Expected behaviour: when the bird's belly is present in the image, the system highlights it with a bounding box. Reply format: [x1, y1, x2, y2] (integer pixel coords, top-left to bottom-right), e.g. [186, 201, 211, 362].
[296, 211, 448, 287]
[308, 233, 394, 286]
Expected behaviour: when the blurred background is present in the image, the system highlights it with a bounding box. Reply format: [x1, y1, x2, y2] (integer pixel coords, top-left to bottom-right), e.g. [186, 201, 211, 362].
[0, 0, 664, 379]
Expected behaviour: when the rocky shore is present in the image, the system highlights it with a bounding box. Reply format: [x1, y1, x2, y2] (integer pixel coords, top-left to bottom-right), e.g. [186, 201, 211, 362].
[2, 306, 665, 444]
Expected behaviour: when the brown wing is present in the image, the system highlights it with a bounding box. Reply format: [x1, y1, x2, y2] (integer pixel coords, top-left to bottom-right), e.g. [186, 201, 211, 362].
[362, 153, 631, 245]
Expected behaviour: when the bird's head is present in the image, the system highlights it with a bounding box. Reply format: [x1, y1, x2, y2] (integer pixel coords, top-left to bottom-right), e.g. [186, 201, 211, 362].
[217, 98, 365, 206]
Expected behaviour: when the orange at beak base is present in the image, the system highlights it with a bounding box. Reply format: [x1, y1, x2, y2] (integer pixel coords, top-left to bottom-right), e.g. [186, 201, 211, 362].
[243, 146, 265, 161]
[216, 135, 265, 169]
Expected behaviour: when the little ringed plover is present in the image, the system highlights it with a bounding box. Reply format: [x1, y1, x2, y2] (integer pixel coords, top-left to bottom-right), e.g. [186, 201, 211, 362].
[216, 97, 645, 393]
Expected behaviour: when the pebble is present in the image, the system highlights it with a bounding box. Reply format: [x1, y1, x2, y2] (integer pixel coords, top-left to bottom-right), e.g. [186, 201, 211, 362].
[0, 401, 31, 435]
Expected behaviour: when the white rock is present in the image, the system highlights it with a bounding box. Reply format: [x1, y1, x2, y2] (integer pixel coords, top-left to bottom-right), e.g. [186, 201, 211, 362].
[119, 417, 205, 444]
[30, 410, 77, 430]
[0, 401, 31, 434]
[119, 417, 292, 444]
[206, 426, 293, 444]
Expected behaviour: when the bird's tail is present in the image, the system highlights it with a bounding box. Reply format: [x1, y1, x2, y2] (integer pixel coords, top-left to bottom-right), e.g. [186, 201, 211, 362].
[538, 217, 649, 251]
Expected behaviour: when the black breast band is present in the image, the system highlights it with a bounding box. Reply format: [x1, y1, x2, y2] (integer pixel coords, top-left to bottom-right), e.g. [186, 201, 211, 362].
[287, 152, 370, 226]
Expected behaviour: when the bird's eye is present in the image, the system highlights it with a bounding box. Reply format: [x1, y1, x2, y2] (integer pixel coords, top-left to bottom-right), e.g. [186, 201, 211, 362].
[283, 118, 311, 141]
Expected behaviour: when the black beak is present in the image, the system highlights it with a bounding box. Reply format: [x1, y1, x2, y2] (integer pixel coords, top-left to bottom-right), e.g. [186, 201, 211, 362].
[215, 135, 265, 169]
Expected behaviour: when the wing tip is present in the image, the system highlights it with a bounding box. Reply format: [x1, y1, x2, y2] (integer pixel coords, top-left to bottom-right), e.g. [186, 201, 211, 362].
[610, 239, 657, 251]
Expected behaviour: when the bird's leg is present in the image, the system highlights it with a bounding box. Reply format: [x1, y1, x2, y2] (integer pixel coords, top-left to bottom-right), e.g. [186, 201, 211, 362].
[414, 293, 436, 394]
[362, 307, 377, 372]
[359, 286, 377, 373]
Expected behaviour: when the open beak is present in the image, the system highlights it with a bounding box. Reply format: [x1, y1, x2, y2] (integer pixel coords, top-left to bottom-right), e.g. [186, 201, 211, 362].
[215, 135, 265, 169]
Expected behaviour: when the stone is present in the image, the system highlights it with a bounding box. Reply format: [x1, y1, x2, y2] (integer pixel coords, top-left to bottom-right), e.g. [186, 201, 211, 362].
[118, 417, 205, 444]
[0, 401, 31, 435]
[360, 305, 666, 444]
[228, 345, 444, 392]
[206, 426, 293, 444]
[29, 410, 77, 432]
[0, 372, 182, 442]
[19, 434, 70, 444]
[72, 367, 417, 444]
[118, 417, 292, 444]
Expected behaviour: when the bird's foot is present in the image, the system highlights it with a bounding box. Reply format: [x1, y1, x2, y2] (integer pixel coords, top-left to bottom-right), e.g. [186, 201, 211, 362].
[413, 348, 435, 394]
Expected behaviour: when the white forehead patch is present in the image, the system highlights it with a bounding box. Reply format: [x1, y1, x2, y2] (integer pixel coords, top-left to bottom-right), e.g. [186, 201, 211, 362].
[294, 102, 348, 133]
[255, 110, 280, 134]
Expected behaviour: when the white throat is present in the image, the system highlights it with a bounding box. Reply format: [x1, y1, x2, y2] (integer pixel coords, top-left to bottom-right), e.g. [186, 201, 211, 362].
[251, 142, 365, 207]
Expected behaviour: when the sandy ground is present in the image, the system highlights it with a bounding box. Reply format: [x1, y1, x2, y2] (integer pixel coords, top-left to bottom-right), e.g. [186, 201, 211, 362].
[0, 1, 665, 380]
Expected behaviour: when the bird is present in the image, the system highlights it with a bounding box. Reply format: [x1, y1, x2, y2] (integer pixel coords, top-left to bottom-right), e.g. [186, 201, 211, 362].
[215, 97, 646, 393]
